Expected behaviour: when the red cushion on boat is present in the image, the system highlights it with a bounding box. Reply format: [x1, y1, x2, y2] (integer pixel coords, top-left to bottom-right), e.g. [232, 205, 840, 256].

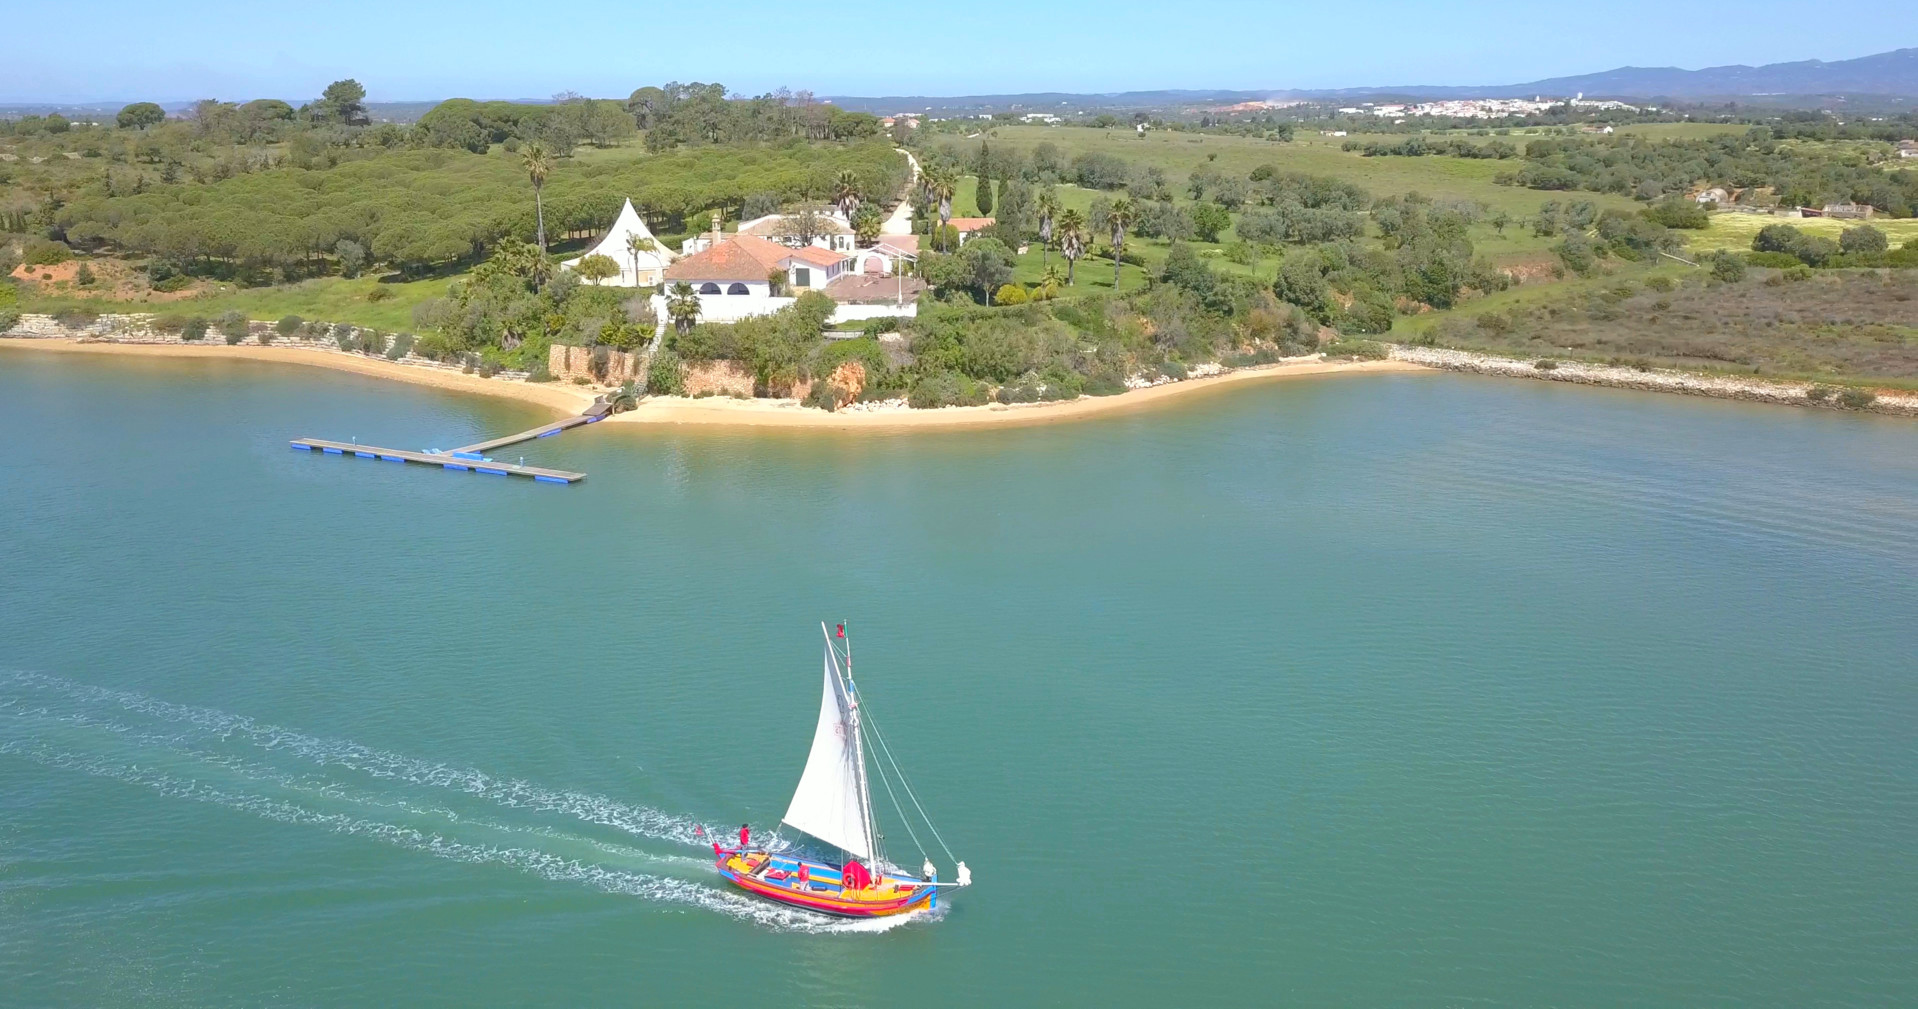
[765, 869, 788, 880]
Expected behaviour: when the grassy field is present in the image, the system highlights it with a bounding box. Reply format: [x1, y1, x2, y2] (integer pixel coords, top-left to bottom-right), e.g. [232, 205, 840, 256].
[1685, 212, 1918, 253]
[960, 125, 1640, 219]
[1611, 123, 1752, 140]
[19, 272, 461, 331]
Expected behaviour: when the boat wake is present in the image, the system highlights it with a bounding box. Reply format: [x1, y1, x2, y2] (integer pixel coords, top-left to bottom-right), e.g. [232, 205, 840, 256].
[0, 670, 928, 934]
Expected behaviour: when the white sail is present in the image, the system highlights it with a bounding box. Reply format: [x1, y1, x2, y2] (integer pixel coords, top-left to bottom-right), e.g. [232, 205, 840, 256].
[780, 646, 874, 860]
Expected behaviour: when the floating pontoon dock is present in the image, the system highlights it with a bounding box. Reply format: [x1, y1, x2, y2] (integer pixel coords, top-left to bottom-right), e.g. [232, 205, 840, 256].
[289, 398, 609, 485]
[289, 439, 586, 483]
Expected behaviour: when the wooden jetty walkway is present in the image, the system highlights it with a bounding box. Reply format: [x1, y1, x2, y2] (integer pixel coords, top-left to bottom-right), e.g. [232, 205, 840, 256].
[448, 398, 611, 455]
[291, 398, 608, 485]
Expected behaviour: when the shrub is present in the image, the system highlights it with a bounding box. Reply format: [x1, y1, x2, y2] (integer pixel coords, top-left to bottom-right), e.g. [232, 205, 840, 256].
[22, 239, 73, 266]
[256, 326, 276, 345]
[908, 370, 988, 408]
[53, 307, 99, 329]
[217, 310, 249, 343]
[330, 323, 355, 350]
[1751, 223, 1804, 254]
[1710, 251, 1747, 282]
[1645, 275, 1676, 293]
[1745, 251, 1800, 269]
[1642, 199, 1709, 229]
[385, 331, 415, 360]
[152, 274, 192, 292]
[1839, 225, 1888, 256]
[526, 362, 555, 382]
[276, 315, 303, 337]
[993, 283, 1029, 306]
[75, 263, 97, 286]
[0, 309, 19, 334]
[1805, 385, 1836, 402]
[802, 380, 845, 411]
[1322, 338, 1387, 359]
[1836, 388, 1877, 410]
[860, 316, 901, 336]
[181, 316, 209, 341]
[647, 348, 686, 395]
[1534, 358, 1559, 370]
[357, 329, 387, 356]
[366, 286, 393, 302]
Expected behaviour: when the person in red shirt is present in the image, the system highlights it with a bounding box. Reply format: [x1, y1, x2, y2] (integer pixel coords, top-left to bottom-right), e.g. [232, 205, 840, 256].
[738, 823, 750, 850]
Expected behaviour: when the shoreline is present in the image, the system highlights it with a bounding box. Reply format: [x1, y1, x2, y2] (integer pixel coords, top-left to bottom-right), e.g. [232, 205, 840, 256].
[9, 326, 1914, 429]
[1, 331, 1427, 430]
[0, 337, 598, 416]
[604, 358, 1426, 430]
[1392, 346, 1918, 418]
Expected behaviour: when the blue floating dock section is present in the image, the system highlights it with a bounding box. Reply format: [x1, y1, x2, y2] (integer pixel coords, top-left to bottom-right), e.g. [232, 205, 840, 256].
[288, 438, 584, 484]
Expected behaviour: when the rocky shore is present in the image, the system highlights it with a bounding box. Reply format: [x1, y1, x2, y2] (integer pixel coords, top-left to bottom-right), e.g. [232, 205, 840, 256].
[1390, 346, 1918, 418]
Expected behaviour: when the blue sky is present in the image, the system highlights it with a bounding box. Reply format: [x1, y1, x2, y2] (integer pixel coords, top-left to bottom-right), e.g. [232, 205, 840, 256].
[7, 0, 1916, 103]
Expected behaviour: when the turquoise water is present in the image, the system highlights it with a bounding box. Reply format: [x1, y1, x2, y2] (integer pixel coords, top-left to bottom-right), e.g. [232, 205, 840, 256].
[3, 351, 1916, 1007]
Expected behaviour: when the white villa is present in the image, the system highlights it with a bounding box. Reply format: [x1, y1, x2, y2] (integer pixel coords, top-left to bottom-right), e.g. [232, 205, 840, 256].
[561, 198, 674, 287]
[657, 231, 920, 327]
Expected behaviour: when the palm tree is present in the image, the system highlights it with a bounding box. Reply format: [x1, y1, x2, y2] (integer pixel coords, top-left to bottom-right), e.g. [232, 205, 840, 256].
[1034, 188, 1060, 268]
[665, 281, 701, 335]
[832, 170, 861, 222]
[923, 164, 957, 251]
[1056, 208, 1088, 286]
[521, 142, 555, 255]
[1107, 198, 1136, 290]
[1037, 263, 1065, 301]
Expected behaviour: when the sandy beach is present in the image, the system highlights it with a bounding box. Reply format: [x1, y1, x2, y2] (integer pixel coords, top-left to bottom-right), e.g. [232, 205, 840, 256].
[606, 357, 1428, 430]
[1, 338, 599, 415]
[2, 335, 1427, 430]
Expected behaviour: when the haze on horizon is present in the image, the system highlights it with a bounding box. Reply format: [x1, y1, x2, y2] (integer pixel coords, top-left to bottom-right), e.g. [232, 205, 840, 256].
[8, 0, 1917, 105]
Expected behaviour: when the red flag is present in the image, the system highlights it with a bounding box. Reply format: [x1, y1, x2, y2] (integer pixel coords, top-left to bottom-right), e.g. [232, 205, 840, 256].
[836, 624, 845, 638]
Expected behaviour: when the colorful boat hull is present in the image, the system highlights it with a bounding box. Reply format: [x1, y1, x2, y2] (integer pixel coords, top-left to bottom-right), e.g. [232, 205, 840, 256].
[719, 851, 936, 918]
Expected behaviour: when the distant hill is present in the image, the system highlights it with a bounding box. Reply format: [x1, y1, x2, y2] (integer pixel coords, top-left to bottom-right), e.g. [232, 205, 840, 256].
[1331, 47, 1918, 101]
[826, 48, 1918, 114]
[823, 90, 1267, 116]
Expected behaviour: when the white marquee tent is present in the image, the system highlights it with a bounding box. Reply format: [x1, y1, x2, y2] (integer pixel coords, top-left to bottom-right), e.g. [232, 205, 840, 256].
[562, 198, 675, 287]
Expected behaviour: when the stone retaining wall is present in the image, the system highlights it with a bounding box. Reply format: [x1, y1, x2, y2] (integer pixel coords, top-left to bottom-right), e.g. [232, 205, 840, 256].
[548, 344, 641, 384]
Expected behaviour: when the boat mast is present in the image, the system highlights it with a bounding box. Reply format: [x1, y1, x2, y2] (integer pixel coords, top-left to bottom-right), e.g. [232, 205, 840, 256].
[841, 621, 882, 867]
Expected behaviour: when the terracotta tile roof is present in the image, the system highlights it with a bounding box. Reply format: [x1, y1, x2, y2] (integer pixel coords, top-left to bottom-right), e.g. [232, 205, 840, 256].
[947, 217, 994, 231]
[664, 234, 789, 283]
[782, 245, 848, 268]
[824, 274, 928, 305]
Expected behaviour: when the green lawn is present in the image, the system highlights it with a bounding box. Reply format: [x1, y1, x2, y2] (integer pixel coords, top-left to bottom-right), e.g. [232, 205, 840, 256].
[21, 272, 463, 331]
[1611, 123, 1751, 140]
[1684, 212, 1918, 253]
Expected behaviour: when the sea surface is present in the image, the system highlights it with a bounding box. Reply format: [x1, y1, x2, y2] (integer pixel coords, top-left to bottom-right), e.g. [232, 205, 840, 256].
[3, 351, 1915, 1007]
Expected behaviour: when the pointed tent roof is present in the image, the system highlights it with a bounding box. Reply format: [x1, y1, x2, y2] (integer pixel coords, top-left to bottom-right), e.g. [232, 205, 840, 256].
[564, 198, 674, 272]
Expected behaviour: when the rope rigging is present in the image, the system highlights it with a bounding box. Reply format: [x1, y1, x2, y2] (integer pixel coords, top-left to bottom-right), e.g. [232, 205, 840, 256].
[858, 695, 959, 867]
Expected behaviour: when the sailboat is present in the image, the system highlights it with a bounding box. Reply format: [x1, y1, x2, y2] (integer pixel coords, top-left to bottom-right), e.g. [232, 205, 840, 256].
[716, 623, 970, 918]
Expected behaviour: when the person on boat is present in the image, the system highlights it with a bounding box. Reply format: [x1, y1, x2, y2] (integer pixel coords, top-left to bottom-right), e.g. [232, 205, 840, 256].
[795, 863, 809, 888]
[738, 824, 750, 849]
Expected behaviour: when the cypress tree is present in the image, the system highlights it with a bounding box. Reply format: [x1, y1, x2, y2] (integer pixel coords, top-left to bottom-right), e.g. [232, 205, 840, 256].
[975, 176, 994, 217]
